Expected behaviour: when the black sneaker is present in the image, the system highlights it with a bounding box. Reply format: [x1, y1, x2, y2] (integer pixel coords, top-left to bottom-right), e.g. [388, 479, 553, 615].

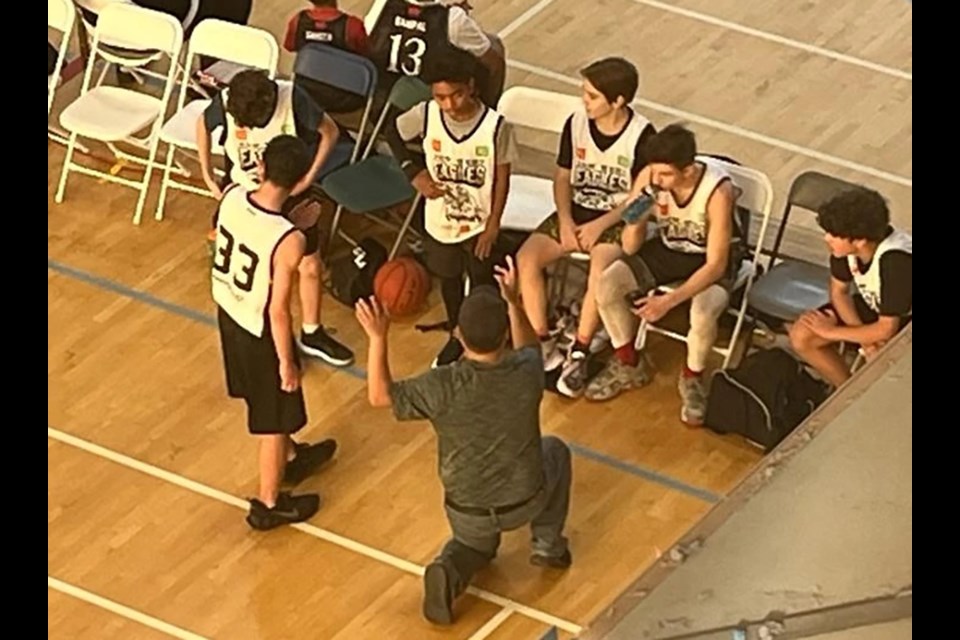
[529, 548, 572, 569]
[299, 327, 354, 366]
[283, 439, 337, 485]
[422, 561, 454, 625]
[245, 492, 321, 531]
[431, 336, 464, 369]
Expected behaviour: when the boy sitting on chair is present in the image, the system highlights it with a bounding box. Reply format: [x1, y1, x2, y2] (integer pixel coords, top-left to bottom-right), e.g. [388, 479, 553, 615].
[197, 69, 354, 367]
[515, 57, 656, 398]
[788, 187, 912, 388]
[387, 49, 517, 367]
[587, 124, 737, 427]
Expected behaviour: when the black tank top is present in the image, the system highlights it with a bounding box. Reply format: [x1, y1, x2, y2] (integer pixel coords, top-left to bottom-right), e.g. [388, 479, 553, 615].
[369, 0, 453, 80]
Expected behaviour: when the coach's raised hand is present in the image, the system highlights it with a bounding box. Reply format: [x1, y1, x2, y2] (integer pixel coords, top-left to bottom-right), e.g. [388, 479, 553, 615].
[355, 296, 391, 339]
[355, 297, 394, 408]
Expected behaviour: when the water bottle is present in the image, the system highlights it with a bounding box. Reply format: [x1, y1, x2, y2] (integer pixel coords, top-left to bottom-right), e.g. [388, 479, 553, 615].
[621, 188, 657, 223]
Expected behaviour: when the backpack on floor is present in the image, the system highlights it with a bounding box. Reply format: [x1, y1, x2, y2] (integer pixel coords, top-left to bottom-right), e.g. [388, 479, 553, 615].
[704, 347, 830, 451]
[327, 237, 388, 308]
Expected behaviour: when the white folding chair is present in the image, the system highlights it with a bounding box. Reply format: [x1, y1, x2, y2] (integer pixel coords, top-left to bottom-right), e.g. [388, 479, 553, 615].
[54, 3, 184, 225]
[635, 157, 775, 369]
[154, 19, 279, 221]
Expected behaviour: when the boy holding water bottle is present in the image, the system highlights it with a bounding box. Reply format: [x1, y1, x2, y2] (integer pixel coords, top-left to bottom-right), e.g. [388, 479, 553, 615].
[587, 124, 737, 427]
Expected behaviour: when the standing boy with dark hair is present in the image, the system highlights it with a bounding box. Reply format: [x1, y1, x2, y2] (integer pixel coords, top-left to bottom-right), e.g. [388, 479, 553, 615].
[212, 135, 338, 531]
[387, 49, 518, 367]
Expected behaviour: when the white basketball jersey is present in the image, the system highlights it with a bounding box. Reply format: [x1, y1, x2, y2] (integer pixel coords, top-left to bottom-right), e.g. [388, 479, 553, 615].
[653, 155, 731, 254]
[849, 228, 912, 315]
[211, 187, 299, 338]
[422, 101, 501, 243]
[570, 108, 649, 212]
[223, 82, 297, 191]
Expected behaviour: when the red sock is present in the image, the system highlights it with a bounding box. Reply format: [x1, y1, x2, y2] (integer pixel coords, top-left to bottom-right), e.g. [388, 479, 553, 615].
[682, 365, 702, 378]
[615, 343, 638, 367]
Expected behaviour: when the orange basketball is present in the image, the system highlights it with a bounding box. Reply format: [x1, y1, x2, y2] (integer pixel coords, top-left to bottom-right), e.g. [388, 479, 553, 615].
[374, 257, 431, 317]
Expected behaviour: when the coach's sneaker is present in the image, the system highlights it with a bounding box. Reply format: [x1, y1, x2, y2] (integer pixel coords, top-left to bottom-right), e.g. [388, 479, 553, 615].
[584, 353, 653, 402]
[246, 492, 320, 531]
[530, 548, 572, 569]
[431, 336, 464, 368]
[422, 560, 455, 625]
[284, 439, 337, 485]
[299, 327, 354, 366]
[678, 373, 707, 426]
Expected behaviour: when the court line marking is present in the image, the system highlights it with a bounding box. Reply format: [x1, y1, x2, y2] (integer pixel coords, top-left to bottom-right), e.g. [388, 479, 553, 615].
[505, 59, 912, 189]
[48, 576, 210, 640]
[468, 606, 517, 640]
[47, 426, 584, 636]
[48, 257, 723, 504]
[507, 60, 913, 189]
[499, 0, 559, 39]
[629, 0, 912, 81]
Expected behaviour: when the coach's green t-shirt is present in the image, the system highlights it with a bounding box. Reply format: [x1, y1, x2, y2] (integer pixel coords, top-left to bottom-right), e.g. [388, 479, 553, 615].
[390, 346, 545, 508]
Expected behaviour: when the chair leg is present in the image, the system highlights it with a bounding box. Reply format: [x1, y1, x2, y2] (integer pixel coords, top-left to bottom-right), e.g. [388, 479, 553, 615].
[48, 126, 90, 154]
[155, 142, 178, 221]
[55, 131, 79, 204]
[635, 318, 649, 351]
[327, 204, 346, 255]
[388, 195, 422, 260]
[134, 131, 163, 226]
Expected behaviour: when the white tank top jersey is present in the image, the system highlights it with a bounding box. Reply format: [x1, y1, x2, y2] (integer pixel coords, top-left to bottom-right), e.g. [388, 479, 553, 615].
[223, 82, 297, 191]
[849, 228, 912, 315]
[422, 100, 502, 244]
[653, 155, 732, 254]
[211, 186, 299, 338]
[569, 108, 649, 212]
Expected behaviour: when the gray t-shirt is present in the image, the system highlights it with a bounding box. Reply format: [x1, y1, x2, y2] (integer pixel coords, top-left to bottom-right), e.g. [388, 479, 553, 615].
[390, 346, 545, 507]
[396, 101, 520, 166]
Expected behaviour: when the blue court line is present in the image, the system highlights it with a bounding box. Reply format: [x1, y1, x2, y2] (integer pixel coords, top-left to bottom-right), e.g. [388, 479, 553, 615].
[48, 258, 368, 380]
[568, 443, 721, 503]
[48, 257, 721, 504]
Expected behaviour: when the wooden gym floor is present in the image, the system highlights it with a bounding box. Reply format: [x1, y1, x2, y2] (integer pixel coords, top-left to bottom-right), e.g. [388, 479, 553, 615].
[47, 0, 911, 638]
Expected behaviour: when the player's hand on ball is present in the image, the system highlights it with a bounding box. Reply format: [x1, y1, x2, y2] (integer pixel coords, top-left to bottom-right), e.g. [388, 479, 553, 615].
[494, 255, 520, 305]
[355, 296, 391, 338]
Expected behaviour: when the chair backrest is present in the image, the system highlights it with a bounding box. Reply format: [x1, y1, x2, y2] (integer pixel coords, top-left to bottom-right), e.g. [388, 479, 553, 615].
[92, 3, 184, 56]
[187, 19, 279, 76]
[295, 44, 379, 161]
[48, 0, 75, 31]
[48, 0, 76, 114]
[768, 171, 865, 265]
[713, 157, 776, 266]
[389, 77, 432, 113]
[294, 44, 379, 98]
[497, 86, 581, 134]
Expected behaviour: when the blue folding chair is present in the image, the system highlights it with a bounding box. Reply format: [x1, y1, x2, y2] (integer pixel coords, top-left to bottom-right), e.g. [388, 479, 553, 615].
[321, 76, 432, 259]
[293, 44, 379, 182]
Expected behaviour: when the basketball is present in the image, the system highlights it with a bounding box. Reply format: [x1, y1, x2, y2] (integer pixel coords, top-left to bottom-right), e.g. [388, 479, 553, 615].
[373, 257, 431, 317]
